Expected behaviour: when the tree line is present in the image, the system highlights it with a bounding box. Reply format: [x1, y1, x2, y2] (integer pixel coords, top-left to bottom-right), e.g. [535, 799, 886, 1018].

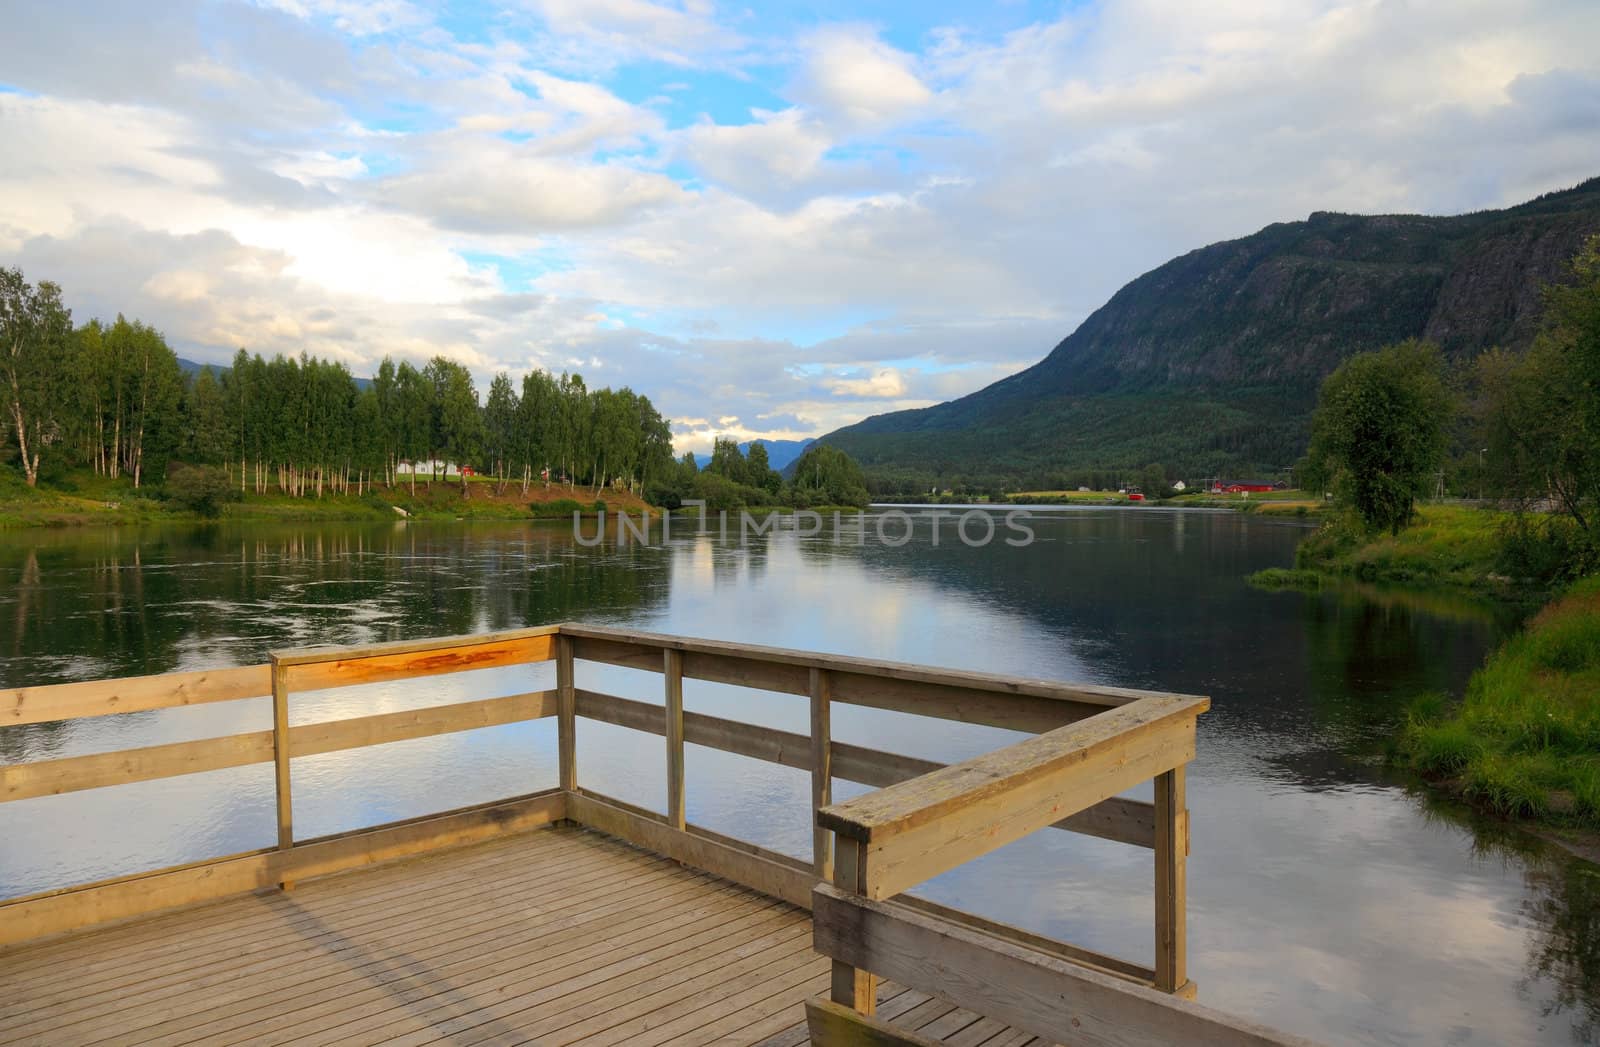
[0, 267, 675, 499]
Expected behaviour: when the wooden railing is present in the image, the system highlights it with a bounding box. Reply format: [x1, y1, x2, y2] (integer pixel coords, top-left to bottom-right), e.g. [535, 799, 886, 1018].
[0, 624, 1311, 1044]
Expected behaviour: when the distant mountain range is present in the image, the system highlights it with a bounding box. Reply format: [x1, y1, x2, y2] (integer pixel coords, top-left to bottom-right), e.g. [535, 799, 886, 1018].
[818, 176, 1600, 485]
[693, 438, 813, 472]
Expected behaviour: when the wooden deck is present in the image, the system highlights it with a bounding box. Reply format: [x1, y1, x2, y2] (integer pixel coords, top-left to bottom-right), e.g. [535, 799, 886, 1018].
[0, 825, 1042, 1047]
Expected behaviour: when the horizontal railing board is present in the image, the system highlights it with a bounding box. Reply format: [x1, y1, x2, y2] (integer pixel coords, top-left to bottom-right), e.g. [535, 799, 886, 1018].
[269, 625, 561, 667]
[813, 885, 1319, 1047]
[560, 627, 1177, 710]
[281, 634, 555, 691]
[0, 790, 566, 948]
[574, 689, 1155, 848]
[1, 690, 558, 802]
[0, 665, 271, 727]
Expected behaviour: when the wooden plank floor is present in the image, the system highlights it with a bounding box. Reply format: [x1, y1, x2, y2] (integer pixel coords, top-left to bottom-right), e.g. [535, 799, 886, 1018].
[0, 826, 1047, 1046]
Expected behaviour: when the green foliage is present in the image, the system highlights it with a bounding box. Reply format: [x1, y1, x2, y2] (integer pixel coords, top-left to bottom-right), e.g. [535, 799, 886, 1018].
[532, 498, 585, 517]
[0, 267, 75, 486]
[162, 464, 238, 518]
[0, 267, 675, 505]
[789, 444, 870, 508]
[1294, 505, 1508, 590]
[1307, 339, 1453, 535]
[1246, 567, 1324, 590]
[1397, 576, 1600, 827]
[1479, 234, 1600, 555]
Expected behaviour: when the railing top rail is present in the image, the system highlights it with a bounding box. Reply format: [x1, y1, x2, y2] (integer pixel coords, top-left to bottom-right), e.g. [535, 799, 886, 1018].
[558, 623, 1193, 709]
[819, 695, 1207, 845]
[268, 624, 561, 667]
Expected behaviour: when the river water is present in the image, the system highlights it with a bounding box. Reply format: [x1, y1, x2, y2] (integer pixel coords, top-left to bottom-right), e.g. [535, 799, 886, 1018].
[0, 509, 1594, 1045]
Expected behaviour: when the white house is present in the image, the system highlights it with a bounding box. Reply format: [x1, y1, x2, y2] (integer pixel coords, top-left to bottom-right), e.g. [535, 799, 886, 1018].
[1172, 480, 1187, 491]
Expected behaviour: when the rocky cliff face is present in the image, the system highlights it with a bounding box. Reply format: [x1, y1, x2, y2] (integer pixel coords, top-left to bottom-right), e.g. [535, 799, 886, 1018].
[823, 177, 1600, 478]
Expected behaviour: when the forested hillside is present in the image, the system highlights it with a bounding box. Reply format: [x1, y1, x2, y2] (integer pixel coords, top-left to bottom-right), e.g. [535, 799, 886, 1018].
[822, 176, 1600, 493]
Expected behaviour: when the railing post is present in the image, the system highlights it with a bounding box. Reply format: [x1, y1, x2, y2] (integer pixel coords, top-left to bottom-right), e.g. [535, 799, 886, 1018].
[557, 635, 576, 793]
[1154, 765, 1188, 994]
[809, 668, 832, 880]
[270, 655, 294, 891]
[830, 836, 878, 1016]
[664, 649, 685, 830]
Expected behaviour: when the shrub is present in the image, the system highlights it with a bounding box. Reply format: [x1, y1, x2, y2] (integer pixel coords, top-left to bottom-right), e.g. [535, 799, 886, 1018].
[1495, 514, 1598, 585]
[163, 465, 237, 518]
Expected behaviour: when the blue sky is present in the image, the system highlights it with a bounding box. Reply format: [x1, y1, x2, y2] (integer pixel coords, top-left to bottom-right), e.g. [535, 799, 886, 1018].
[2, 0, 1598, 451]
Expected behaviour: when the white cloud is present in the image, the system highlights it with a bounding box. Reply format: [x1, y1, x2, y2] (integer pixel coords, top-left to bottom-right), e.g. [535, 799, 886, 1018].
[2, 0, 1599, 456]
[796, 26, 931, 127]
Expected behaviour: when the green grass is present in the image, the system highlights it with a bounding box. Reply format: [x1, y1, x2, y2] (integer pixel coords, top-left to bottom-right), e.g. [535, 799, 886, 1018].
[1246, 567, 1324, 590]
[0, 467, 644, 527]
[1293, 505, 1511, 591]
[1397, 576, 1600, 828]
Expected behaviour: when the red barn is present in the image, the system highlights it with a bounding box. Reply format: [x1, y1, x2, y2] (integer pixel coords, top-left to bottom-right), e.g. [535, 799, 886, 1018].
[1214, 481, 1276, 493]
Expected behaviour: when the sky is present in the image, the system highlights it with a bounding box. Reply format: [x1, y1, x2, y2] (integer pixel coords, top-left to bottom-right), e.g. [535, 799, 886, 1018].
[2, 1, 1598, 453]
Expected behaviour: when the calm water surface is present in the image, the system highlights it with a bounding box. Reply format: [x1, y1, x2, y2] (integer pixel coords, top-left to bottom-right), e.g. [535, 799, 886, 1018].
[1, 509, 1595, 1046]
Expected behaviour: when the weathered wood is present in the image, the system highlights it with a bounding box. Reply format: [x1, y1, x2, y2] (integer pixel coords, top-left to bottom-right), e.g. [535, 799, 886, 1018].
[819, 699, 1202, 899]
[566, 634, 665, 673]
[897, 896, 1156, 987]
[558, 623, 1168, 712]
[831, 836, 879, 1016]
[811, 667, 833, 880]
[831, 740, 1157, 848]
[664, 648, 686, 830]
[271, 658, 293, 890]
[270, 625, 559, 667]
[0, 664, 270, 726]
[574, 688, 1157, 848]
[0, 790, 566, 947]
[813, 885, 1322, 1047]
[557, 634, 576, 792]
[1, 733, 272, 802]
[282, 633, 554, 691]
[1154, 765, 1188, 993]
[564, 789, 811, 908]
[0, 691, 558, 802]
[820, 698, 1205, 842]
[805, 999, 943, 1047]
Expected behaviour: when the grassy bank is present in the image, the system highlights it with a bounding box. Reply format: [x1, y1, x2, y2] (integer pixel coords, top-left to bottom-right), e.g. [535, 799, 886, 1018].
[1258, 505, 1513, 593]
[1397, 576, 1600, 831]
[0, 467, 653, 527]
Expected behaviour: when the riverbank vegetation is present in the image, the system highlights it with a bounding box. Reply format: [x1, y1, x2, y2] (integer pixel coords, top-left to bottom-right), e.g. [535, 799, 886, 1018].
[1271, 237, 1600, 835]
[1399, 576, 1600, 829]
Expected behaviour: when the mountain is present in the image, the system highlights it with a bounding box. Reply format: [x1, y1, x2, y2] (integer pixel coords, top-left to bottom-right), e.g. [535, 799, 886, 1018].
[693, 438, 813, 471]
[819, 177, 1600, 487]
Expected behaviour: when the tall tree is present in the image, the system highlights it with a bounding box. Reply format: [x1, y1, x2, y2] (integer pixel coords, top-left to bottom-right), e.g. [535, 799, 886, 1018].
[183, 367, 229, 465]
[0, 268, 73, 486]
[1307, 339, 1453, 534]
[1480, 234, 1600, 540]
[483, 372, 518, 494]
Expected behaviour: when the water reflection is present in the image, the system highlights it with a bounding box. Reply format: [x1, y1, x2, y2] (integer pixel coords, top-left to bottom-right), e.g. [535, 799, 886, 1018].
[0, 511, 1593, 1045]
